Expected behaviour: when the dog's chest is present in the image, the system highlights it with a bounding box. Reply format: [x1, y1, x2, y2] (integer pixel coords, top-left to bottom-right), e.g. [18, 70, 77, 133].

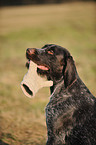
[45, 98, 75, 144]
[46, 97, 74, 132]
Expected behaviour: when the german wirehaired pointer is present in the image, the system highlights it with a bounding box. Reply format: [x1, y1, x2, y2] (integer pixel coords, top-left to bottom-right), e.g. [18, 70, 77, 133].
[26, 44, 96, 145]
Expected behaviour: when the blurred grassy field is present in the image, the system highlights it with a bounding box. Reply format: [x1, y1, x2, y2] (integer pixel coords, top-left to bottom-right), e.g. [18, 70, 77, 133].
[0, 2, 96, 145]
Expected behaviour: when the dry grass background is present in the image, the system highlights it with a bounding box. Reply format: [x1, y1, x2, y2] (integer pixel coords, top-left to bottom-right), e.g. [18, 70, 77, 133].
[0, 2, 96, 145]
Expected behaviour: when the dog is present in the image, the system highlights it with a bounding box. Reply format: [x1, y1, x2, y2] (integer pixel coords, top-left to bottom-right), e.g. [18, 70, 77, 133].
[26, 44, 96, 145]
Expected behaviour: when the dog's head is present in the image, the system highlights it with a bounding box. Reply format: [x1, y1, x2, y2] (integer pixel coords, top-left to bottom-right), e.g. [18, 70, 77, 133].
[26, 44, 77, 88]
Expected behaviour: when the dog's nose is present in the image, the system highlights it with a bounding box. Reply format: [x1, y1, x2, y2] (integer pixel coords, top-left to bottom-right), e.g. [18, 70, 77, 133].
[26, 48, 35, 54]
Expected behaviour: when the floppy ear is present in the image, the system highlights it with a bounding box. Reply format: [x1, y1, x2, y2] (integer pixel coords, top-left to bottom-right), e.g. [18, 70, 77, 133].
[63, 56, 77, 88]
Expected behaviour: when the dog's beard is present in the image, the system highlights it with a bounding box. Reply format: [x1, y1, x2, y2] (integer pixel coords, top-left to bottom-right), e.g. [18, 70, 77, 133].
[37, 68, 51, 80]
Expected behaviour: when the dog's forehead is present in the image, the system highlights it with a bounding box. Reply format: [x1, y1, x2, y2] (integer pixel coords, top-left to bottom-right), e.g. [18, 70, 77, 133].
[41, 44, 56, 49]
[41, 44, 70, 57]
[42, 44, 63, 51]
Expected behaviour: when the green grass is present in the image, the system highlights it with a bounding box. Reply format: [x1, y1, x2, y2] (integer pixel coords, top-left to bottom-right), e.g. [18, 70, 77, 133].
[0, 2, 96, 145]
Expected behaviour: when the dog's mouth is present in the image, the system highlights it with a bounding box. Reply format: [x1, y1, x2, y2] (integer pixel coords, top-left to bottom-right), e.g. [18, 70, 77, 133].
[37, 65, 49, 70]
[26, 50, 50, 71]
[26, 60, 49, 71]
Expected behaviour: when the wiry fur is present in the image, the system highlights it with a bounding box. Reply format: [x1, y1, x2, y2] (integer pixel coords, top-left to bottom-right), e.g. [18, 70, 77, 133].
[26, 44, 96, 145]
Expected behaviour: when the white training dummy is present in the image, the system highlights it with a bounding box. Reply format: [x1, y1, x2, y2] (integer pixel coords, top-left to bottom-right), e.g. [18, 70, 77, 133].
[21, 61, 53, 98]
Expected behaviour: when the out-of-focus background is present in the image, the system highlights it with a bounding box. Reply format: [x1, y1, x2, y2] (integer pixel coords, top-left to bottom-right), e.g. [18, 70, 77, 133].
[0, 0, 96, 144]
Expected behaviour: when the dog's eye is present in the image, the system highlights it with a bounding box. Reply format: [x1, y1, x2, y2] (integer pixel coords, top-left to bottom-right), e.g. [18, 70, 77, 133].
[47, 50, 54, 55]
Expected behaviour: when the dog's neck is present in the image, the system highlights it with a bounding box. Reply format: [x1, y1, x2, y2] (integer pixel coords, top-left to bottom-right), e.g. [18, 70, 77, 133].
[50, 79, 64, 98]
[50, 76, 64, 94]
[50, 75, 78, 95]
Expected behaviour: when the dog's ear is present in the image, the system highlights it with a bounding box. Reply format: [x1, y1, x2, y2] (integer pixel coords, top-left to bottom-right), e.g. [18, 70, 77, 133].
[63, 56, 77, 88]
